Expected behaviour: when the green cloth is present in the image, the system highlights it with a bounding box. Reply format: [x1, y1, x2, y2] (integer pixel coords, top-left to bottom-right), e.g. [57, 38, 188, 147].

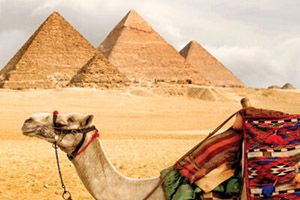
[225, 169, 242, 195]
[225, 178, 241, 194]
[160, 166, 242, 200]
[160, 167, 183, 199]
[213, 184, 225, 193]
[160, 167, 202, 200]
[172, 184, 195, 200]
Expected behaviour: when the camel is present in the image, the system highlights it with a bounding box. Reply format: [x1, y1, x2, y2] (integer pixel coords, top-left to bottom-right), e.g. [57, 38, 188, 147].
[21, 99, 256, 200]
[21, 112, 165, 200]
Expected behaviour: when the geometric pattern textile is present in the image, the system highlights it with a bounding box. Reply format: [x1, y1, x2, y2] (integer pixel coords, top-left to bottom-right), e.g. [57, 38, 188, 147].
[243, 113, 300, 200]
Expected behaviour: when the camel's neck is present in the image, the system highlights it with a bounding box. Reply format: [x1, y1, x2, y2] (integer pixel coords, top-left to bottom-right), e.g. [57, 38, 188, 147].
[71, 131, 165, 200]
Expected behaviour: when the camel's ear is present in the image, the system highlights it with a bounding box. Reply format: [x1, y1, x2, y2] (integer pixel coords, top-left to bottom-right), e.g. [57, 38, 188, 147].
[81, 114, 94, 127]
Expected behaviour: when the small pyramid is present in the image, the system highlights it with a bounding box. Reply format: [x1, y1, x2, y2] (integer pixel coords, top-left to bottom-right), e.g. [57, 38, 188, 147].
[0, 12, 98, 89]
[281, 83, 296, 89]
[180, 41, 244, 87]
[98, 10, 209, 85]
[268, 85, 281, 89]
[68, 52, 130, 88]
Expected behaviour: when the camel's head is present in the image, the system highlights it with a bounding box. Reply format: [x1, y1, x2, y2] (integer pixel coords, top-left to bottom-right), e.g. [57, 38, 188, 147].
[21, 112, 94, 154]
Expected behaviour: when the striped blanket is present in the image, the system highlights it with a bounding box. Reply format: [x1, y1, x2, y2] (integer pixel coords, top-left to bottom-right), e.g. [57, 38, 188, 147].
[177, 127, 243, 184]
[160, 127, 243, 200]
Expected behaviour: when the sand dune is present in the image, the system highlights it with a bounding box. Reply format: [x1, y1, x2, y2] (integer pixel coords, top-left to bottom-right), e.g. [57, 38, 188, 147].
[0, 86, 300, 199]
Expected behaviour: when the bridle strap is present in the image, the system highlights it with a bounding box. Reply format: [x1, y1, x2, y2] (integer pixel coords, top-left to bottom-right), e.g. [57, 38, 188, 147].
[54, 126, 97, 135]
[67, 132, 87, 160]
[52, 111, 97, 160]
[66, 126, 96, 160]
[52, 110, 98, 200]
[71, 130, 100, 159]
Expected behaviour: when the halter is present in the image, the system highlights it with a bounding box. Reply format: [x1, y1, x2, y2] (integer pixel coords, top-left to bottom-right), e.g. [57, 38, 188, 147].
[52, 110, 99, 200]
[52, 110, 97, 160]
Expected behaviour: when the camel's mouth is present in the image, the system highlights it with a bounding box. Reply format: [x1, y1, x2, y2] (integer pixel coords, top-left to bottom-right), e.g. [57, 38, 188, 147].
[21, 125, 53, 139]
[22, 128, 36, 136]
[21, 125, 40, 136]
[22, 129, 56, 143]
[22, 129, 44, 138]
[22, 121, 34, 135]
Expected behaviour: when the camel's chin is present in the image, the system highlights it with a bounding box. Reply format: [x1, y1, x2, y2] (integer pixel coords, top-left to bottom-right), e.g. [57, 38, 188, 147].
[22, 131, 55, 143]
[22, 127, 41, 136]
[22, 131, 40, 138]
[38, 135, 55, 143]
[22, 130, 34, 136]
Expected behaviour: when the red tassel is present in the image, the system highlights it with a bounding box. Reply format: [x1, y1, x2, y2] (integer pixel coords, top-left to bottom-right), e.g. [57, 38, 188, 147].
[53, 110, 59, 115]
[265, 134, 284, 145]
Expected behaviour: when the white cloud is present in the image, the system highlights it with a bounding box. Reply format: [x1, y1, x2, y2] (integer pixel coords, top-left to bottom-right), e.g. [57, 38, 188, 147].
[0, 29, 28, 67]
[209, 38, 300, 88]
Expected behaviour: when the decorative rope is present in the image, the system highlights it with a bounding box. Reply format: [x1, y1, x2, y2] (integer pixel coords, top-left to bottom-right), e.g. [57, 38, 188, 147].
[73, 130, 100, 159]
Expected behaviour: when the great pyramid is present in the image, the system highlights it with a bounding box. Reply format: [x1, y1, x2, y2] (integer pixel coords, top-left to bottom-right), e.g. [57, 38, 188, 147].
[98, 10, 209, 85]
[68, 52, 130, 88]
[180, 40, 244, 87]
[0, 12, 99, 89]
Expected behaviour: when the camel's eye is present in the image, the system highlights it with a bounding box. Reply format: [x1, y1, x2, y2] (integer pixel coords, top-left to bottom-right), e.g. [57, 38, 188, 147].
[25, 117, 33, 123]
[56, 122, 65, 127]
[68, 117, 75, 123]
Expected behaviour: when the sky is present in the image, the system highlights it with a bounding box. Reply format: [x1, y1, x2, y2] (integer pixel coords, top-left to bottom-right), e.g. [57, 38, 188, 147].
[0, 0, 299, 89]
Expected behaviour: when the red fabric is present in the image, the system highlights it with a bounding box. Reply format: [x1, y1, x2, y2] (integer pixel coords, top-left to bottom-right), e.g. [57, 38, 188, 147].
[74, 130, 100, 159]
[242, 113, 300, 200]
[177, 128, 242, 183]
[53, 110, 59, 115]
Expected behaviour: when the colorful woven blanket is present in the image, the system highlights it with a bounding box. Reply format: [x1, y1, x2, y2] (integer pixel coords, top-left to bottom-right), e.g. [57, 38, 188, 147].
[243, 113, 300, 199]
[177, 128, 243, 183]
[161, 127, 243, 200]
[160, 107, 300, 200]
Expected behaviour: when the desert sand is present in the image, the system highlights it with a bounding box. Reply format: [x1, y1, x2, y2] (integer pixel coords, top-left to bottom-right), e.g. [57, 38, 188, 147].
[1, 86, 300, 199]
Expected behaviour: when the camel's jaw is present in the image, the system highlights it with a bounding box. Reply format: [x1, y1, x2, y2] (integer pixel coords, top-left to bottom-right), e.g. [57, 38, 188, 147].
[22, 127, 53, 140]
[21, 120, 55, 143]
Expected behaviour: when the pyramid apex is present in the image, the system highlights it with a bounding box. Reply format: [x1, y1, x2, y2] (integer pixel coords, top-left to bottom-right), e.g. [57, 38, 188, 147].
[190, 40, 198, 44]
[45, 11, 66, 23]
[48, 11, 62, 18]
[128, 9, 138, 14]
[189, 40, 203, 48]
[118, 9, 152, 31]
[180, 40, 206, 58]
[51, 11, 60, 15]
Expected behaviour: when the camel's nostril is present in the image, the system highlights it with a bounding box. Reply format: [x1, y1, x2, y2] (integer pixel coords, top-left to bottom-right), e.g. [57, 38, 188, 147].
[25, 117, 33, 123]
